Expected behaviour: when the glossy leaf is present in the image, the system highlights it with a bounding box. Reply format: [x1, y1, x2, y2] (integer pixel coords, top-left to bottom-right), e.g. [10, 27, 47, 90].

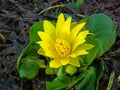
[17, 43, 39, 70]
[76, 61, 104, 90]
[70, 0, 84, 9]
[86, 14, 116, 58]
[19, 56, 39, 79]
[46, 78, 71, 90]
[17, 21, 46, 79]
[46, 68, 71, 90]
[29, 21, 44, 42]
[17, 42, 44, 79]
[45, 67, 57, 75]
[46, 61, 104, 90]
[81, 36, 99, 65]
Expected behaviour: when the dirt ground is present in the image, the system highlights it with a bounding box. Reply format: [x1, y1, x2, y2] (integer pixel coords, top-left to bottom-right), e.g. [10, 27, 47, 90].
[0, 0, 120, 90]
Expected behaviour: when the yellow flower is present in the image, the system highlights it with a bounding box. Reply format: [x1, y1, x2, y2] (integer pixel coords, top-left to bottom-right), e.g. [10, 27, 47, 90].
[37, 13, 94, 68]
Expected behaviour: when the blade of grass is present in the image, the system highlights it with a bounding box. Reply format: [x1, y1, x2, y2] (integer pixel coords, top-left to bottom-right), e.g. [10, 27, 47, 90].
[38, 4, 65, 15]
[76, 14, 86, 18]
[106, 71, 115, 90]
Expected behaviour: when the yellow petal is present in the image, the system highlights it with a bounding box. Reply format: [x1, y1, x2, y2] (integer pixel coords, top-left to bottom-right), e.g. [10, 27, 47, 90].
[38, 31, 54, 44]
[69, 57, 80, 67]
[44, 20, 55, 40]
[72, 30, 89, 52]
[37, 41, 51, 49]
[60, 58, 70, 65]
[50, 59, 62, 68]
[37, 35, 54, 50]
[44, 50, 58, 58]
[75, 43, 94, 51]
[37, 27, 56, 58]
[56, 13, 65, 37]
[72, 39, 85, 52]
[37, 48, 45, 56]
[59, 17, 72, 40]
[70, 22, 86, 40]
[37, 41, 58, 58]
[77, 30, 89, 40]
[69, 50, 89, 58]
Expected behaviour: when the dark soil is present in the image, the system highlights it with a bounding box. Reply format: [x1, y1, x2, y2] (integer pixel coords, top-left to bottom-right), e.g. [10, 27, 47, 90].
[0, 0, 120, 90]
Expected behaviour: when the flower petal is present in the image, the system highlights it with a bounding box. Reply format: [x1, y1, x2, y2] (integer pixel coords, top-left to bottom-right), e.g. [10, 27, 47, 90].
[72, 30, 89, 52]
[37, 32, 55, 55]
[75, 43, 94, 51]
[72, 39, 85, 52]
[50, 59, 62, 68]
[37, 48, 45, 56]
[56, 13, 65, 37]
[44, 20, 55, 40]
[69, 57, 80, 67]
[37, 41, 58, 58]
[69, 50, 89, 58]
[38, 31, 55, 44]
[59, 16, 72, 40]
[60, 58, 70, 65]
[77, 30, 90, 40]
[37, 41, 52, 49]
[70, 22, 86, 42]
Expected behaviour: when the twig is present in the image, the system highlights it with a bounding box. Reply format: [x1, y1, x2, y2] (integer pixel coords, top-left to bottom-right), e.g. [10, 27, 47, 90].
[97, 57, 110, 61]
[9, 0, 28, 12]
[109, 50, 120, 55]
[0, 12, 34, 22]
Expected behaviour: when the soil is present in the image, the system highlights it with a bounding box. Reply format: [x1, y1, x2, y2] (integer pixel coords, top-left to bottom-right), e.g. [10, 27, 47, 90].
[0, 0, 120, 90]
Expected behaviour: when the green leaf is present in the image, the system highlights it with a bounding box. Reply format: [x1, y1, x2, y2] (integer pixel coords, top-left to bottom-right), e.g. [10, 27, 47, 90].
[34, 59, 46, 68]
[81, 36, 99, 65]
[46, 68, 71, 90]
[70, 0, 84, 9]
[29, 21, 44, 42]
[57, 67, 71, 83]
[29, 21, 55, 43]
[17, 43, 43, 79]
[46, 78, 70, 90]
[76, 61, 104, 90]
[17, 21, 47, 79]
[46, 61, 104, 90]
[45, 67, 57, 75]
[86, 14, 116, 58]
[17, 43, 39, 69]
[19, 55, 40, 79]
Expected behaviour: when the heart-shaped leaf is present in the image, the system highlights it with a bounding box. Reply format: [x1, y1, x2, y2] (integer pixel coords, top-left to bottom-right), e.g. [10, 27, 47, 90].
[17, 21, 46, 79]
[86, 14, 116, 58]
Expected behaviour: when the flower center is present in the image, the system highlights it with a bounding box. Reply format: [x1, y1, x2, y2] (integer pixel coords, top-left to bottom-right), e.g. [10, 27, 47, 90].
[55, 39, 71, 57]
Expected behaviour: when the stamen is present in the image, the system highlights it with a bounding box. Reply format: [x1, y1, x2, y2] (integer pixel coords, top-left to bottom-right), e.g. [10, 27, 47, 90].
[55, 39, 71, 57]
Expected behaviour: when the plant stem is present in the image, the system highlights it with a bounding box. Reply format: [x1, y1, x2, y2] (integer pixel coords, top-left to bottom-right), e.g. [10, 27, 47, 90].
[66, 72, 86, 89]
[20, 78, 23, 90]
